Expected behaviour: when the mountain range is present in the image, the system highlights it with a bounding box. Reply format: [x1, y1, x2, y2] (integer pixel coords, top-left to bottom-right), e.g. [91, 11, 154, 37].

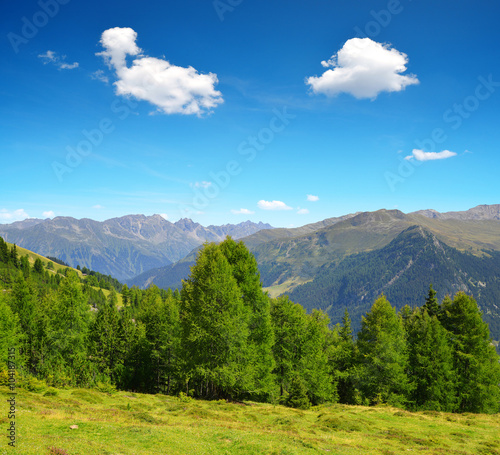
[0, 215, 272, 280]
[125, 205, 500, 342]
[1, 204, 500, 342]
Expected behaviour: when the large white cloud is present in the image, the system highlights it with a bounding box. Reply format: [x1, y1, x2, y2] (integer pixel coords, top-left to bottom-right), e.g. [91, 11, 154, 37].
[257, 200, 292, 211]
[405, 149, 457, 161]
[306, 38, 419, 99]
[97, 27, 223, 116]
[0, 209, 30, 222]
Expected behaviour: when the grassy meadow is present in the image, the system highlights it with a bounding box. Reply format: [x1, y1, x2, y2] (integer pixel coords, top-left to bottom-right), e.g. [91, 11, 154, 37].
[2, 384, 499, 455]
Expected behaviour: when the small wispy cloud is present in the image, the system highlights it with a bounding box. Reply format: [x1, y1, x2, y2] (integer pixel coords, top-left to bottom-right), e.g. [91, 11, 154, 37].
[159, 213, 169, 220]
[231, 208, 255, 215]
[42, 210, 55, 218]
[307, 194, 319, 202]
[91, 69, 109, 84]
[38, 50, 79, 70]
[297, 208, 309, 215]
[257, 200, 293, 211]
[404, 149, 457, 162]
[92, 205, 104, 209]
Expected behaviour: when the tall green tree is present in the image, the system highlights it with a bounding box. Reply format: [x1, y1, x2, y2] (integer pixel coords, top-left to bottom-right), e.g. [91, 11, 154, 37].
[423, 284, 440, 318]
[180, 243, 251, 399]
[270, 295, 307, 400]
[405, 307, 456, 411]
[357, 295, 411, 406]
[331, 309, 358, 404]
[51, 271, 92, 385]
[441, 292, 500, 413]
[0, 293, 22, 371]
[89, 288, 123, 384]
[219, 237, 275, 400]
[301, 309, 337, 405]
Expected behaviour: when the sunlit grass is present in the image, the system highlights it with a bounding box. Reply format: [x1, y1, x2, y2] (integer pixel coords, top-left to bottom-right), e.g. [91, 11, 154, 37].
[1, 384, 499, 455]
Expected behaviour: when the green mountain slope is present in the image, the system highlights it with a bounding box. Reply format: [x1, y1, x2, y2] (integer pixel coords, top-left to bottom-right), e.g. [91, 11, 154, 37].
[288, 226, 500, 341]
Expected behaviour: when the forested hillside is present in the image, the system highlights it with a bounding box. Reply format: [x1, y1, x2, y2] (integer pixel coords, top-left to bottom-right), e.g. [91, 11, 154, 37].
[2, 235, 499, 414]
[289, 226, 500, 342]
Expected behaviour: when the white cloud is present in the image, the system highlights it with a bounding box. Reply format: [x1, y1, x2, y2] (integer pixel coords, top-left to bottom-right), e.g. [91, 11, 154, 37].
[0, 209, 30, 222]
[307, 194, 319, 202]
[404, 149, 457, 161]
[159, 213, 169, 220]
[97, 27, 223, 116]
[91, 70, 109, 84]
[192, 181, 212, 189]
[297, 208, 309, 215]
[92, 205, 104, 209]
[42, 211, 55, 218]
[231, 208, 255, 215]
[306, 38, 419, 99]
[257, 200, 293, 211]
[38, 50, 79, 70]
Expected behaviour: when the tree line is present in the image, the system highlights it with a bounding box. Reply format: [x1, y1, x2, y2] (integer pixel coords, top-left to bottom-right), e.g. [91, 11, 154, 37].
[1, 235, 499, 413]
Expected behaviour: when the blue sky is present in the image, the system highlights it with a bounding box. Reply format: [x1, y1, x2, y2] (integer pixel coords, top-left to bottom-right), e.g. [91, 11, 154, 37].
[1, 0, 499, 227]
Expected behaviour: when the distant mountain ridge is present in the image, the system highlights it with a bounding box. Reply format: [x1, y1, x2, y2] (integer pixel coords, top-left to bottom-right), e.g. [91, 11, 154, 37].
[411, 204, 500, 220]
[0, 215, 272, 280]
[127, 204, 500, 291]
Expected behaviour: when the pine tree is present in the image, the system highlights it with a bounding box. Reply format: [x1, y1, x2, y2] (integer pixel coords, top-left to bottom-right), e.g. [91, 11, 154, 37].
[405, 308, 456, 411]
[287, 375, 311, 409]
[51, 271, 92, 385]
[357, 295, 411, 406]
[270, 295, 307, 400]
[423, 284, 440, 318]
[33, 258, 44, 274]
[89, 289, 123, 384]
[441, 292, 500, 413]
[180, 243, 251, 399]
[0, 293, 22, 371]
[0, 236, 9, 264]
[219, 237, 275, 400]
[332, 309, 358, 404]
[301, 309, 336, 405]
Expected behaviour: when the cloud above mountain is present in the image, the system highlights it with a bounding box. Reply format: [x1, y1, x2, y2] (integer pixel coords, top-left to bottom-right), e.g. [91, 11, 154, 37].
[257, 200, 292, 211]
[97, 27, 223, 116]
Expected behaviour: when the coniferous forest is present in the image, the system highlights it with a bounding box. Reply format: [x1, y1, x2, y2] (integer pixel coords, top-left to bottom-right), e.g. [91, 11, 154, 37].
[1, 235, 500, 414]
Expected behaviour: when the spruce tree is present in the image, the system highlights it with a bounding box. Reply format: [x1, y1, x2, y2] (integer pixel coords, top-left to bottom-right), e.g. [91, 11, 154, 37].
[332, 309, 358, 404]
[270, 295, 307, 399]
[51, 271, 92, 385]
[441, 292, 500, 413]
[357, 295, 411, 406]
[89, 289, 123, 384]
[180, 243, 251, 399]
[405, 308, 456, 411]
[423, 284, 440, 318]
[301, 309, 337, 405]
[219, 237, 275, 400]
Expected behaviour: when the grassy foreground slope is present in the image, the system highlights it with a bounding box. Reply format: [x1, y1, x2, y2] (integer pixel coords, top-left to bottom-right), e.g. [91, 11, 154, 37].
[2, 385, 499, 455]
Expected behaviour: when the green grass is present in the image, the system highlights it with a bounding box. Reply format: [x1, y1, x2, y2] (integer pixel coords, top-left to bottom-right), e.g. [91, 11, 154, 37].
[2, 384, 499, 455]
[6, 242, 83, 278]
